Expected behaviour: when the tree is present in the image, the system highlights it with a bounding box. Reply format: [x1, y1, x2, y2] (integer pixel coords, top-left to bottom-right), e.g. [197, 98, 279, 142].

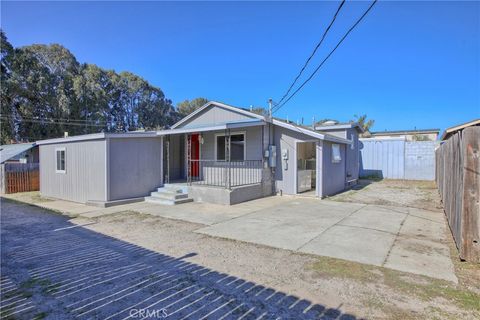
[176, 97, 208, 117]
[0, 30, 15, 143]
[0, 30, 177, 142]
[353, 114, 375, 133]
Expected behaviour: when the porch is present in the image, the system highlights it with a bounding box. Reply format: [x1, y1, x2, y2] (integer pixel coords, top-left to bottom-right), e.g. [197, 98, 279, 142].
[157, 121, 273, 204]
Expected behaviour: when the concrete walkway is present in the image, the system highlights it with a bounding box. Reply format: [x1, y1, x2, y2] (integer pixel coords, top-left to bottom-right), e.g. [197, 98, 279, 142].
[1, 193, 457, 282]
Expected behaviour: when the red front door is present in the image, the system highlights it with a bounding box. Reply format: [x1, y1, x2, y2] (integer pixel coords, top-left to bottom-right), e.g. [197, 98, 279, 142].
[190, 134, 200, 177]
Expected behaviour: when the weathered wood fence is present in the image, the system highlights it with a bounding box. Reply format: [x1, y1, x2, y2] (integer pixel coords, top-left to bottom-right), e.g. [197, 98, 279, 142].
[436, 126, 479, 262]
[0, 163, 40, 194]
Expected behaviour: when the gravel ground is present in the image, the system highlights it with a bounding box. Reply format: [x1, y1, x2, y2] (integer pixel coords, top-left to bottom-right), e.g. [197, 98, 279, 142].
[1, 179, 479, 319]
[1, 200, 357, 320]
[329, 179, 443, 211]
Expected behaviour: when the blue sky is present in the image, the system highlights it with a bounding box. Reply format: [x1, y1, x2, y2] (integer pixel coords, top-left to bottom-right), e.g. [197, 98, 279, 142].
[1, 1, 479, 132]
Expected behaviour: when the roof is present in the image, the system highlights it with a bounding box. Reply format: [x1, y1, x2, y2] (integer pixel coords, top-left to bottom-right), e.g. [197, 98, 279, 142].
[370, 128, 440, 135]
[271, 118, 351, 144]
[0, 143, 36, 163]
[157, 119, 265, 136]
[171, 101, 264, 129]
[440, 119, 480, 141]
[170, 101, 351, 144]
[315, 122, 365, 133]
[36, 131, 158, 146]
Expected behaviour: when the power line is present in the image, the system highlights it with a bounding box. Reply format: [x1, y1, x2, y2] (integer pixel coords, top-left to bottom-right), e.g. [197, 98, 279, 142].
[0, 117, 106, 127]
[276, 0, 346, 106]
[273, 0, 377, 114]
[0, 114, 109, 124]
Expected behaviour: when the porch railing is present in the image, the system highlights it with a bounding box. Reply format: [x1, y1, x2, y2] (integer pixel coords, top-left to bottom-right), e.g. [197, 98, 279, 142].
[188, 160, 264, 189]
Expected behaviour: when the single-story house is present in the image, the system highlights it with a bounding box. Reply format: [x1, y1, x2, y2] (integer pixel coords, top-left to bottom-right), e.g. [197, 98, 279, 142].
[37, 101, 360, 206]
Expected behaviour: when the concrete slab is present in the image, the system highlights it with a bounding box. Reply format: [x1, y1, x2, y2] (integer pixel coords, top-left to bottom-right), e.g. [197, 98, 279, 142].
[399, 210, 447, 242]
[196, 200, 364, 250]
[299, 225, 397, 266]
[339, 205, 407, 234]
[384, 235, 457, 283]
[36, 200, 98, 216]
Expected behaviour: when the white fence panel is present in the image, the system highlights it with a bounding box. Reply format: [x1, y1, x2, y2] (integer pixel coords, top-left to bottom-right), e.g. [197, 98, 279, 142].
[405, 141, 437, 180]
[359, 138, 437, 180]
[359, 138, 405, 179]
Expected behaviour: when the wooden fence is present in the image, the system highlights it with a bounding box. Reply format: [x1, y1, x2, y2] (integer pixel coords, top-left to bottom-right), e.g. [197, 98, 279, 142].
[436, 126, 479, 262]
[0, 163, 40, 194]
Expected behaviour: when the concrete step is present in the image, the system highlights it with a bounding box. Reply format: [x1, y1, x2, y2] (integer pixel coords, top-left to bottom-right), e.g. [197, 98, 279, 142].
[150, 191, 188, 200]
[157, 187, 184, 194]
[144, 196, 193, 206]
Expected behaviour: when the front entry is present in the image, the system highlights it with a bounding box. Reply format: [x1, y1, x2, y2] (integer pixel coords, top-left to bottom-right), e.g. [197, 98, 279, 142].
[190, 133, 200, 177]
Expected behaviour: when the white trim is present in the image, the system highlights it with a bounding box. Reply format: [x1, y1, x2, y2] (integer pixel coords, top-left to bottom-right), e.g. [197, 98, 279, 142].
[55, 147, 66, 174]
[214, 131, 246, 162]
[36, 132, 158, 145]
[294, 140, 318, 196]
[171, 101, 265, 129]
[331, 144, 341, 163]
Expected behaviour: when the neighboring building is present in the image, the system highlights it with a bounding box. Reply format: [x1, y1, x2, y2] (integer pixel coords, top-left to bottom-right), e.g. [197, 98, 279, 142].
[369, 128, 440, 141]
[37, 101, 359, 206]
[440, 119, 480, 141]
[0, 143, 39, 164]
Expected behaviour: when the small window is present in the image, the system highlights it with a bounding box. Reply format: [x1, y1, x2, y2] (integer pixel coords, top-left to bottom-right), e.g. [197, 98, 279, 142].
[332, 144, 341, 163]
[56, 148, 66, 173]
[215, 133, 245, 161]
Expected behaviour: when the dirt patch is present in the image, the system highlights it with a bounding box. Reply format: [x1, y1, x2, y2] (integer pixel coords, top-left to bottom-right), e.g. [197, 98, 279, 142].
[73, 211, 479, 320]
[2, 191, 53, 204]
[329, 179, 443, 211]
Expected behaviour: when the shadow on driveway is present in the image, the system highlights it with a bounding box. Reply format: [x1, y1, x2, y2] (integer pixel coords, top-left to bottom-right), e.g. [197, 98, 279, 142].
[1, 199, 361, 320]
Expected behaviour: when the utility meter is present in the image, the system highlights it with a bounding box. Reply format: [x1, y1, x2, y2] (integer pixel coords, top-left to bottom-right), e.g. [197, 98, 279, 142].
[268, 145, 277, 167]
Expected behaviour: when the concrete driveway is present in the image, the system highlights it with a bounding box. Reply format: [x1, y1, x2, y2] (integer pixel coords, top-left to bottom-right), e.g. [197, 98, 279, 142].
[191, 198, 456, 282]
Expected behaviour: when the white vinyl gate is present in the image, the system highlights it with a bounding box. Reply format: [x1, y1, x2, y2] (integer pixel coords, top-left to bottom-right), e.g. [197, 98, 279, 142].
[359, 138, 437, 180]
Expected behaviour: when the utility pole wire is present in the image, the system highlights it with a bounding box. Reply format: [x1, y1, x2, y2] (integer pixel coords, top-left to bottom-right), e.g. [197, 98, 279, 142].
[273, 0, 378, 114]
[277, 0, 346, 106]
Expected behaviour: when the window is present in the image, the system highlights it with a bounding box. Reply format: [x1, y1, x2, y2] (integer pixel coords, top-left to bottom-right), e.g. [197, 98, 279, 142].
[55, 148, 66, 173]
[332, 144, 341, 163]
[215, 133, 245, 161]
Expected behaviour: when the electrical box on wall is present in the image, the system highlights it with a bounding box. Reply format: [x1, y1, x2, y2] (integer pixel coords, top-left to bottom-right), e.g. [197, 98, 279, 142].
[268, 145, 277, 167]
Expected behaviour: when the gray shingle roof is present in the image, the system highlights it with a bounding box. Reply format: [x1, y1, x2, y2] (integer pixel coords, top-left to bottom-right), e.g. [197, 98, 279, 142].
[0, 143, 36, 163]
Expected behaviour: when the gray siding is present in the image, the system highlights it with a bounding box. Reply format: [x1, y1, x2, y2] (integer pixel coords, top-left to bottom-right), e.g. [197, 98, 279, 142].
[273, 126, 318, 195]
[200, 126, 263, 160]
[345, 128, 360, 181]
[179, 105, 256, 128]
[322, 141, 346, 196]
[40, 140, 107, 203]
[196, 126, 264, 186]
[108, 137, 162, 201]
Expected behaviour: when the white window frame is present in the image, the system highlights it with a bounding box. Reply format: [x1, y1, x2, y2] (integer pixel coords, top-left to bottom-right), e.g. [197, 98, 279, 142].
[55, 147, 66, 173]
[331, 144, 341, 163]
[214, 131, 246, 162]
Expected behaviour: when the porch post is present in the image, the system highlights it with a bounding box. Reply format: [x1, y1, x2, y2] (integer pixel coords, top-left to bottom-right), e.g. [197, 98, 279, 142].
[165, 136, 170, 184]
[225, 129, 231, 189]
[186, 134, 192, 185]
